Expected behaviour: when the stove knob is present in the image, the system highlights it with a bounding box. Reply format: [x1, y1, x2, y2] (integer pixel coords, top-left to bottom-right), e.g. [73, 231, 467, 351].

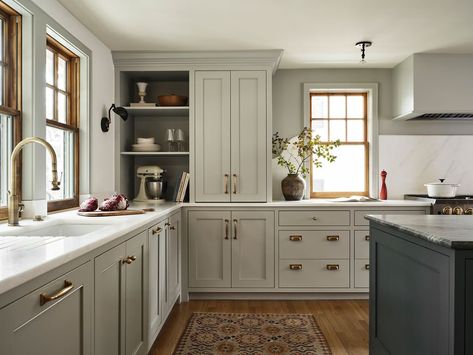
[453, 206, 464, 215]
[442, 206, 453, 215]
[465, 208, 473, 215]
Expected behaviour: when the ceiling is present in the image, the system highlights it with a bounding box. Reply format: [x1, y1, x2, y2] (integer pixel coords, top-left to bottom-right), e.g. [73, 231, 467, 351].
[58, 0, 473, 68]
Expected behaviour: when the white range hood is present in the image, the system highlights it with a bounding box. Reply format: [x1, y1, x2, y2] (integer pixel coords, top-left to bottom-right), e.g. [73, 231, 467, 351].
[392, 53, 473, 120]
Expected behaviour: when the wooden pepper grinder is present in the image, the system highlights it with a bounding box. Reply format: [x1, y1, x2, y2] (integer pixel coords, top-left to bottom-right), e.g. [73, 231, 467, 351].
[380, 170, 388, 200]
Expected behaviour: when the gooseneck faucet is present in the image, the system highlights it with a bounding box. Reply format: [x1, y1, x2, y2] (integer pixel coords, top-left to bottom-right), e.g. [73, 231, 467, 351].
[8, 137, 61, 226]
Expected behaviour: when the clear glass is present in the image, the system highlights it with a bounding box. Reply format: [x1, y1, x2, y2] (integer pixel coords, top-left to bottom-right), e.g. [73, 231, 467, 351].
[46, 49, 54, 85]
[329, 120, 346, 142]
[46, 125, 74, 201]
[0, 114, 13, 206]
[347, 120, 365, 141]
[347, 95, 365, 118]
[329, 95, 346, 118]
[311, 95, 328, 118]
[312, 145, 366, 193]
[58, 57, 67, 91]
[311, 119, 328, 141]
[0, 65, 3, 106]
[46, 87, 54, 120]
[57, 92, 67, 123]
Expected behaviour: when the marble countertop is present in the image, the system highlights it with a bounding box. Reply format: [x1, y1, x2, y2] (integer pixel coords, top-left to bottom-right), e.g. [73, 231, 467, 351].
[0, 203, 181, 295]
[366, 215, 473, 249]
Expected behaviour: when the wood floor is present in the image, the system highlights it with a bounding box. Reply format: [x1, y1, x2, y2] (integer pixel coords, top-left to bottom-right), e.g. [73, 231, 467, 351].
[150, 300, 369, 355]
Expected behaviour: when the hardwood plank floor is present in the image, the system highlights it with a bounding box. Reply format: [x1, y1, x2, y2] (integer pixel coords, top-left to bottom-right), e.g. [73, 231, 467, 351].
[150, 300, 368, 355]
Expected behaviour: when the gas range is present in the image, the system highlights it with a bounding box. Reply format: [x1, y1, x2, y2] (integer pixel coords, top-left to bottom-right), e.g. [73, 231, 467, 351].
[405, 194, 473, 215]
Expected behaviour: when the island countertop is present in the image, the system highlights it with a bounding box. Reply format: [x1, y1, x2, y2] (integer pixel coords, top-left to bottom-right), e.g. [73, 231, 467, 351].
[366, 214, 473, 249]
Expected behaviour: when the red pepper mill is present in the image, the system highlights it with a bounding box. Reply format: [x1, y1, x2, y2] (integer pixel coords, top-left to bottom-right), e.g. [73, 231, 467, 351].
[380, 170, 388, 200]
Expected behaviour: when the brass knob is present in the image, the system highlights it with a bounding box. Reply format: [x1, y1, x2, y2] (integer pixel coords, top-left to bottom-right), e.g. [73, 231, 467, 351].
[289, 264, 303, 270]
[453, 206, 464, 215]
[326, 235, 340, 241]
[152, 227, 162, 235]
[170, 225, 176, 230]
[165, 222, 171, 227]
[465, 208, 473, 215]
[442, 206, 453, 215]
[365, 264, 370, 270]
[326, 264, 340, 271]
[312, 217, 318, 221]
[365, 235, 370, 241]
[122, 255, 136, 264]
[289, 235, 303, 241]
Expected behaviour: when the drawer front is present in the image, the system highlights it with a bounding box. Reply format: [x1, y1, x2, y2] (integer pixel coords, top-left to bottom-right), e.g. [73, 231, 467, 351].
[279, 210, 350, 226]
[279, 231, 349, 259]
[354, 209, 426, 226]
[354, 231, 370, 259]
[354, 259, 370, 288]
[279, 260, 349, 288]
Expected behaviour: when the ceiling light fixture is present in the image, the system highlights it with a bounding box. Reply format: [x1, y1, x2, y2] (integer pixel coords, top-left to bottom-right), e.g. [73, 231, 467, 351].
[356, 41, 372, 64]
[101, 104, 128, 132]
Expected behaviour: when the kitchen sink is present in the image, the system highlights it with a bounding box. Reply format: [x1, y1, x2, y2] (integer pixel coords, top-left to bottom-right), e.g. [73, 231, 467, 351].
[0, 221, 111, 237]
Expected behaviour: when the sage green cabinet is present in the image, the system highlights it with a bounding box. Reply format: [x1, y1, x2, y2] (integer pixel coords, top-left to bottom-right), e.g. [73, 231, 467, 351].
[95, 230, 147, 355]
[0, 261, 93, 355]
[164, 212, 180, 312]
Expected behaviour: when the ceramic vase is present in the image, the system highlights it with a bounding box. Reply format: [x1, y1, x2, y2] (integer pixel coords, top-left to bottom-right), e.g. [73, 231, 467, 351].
[281, 174, 305, 200]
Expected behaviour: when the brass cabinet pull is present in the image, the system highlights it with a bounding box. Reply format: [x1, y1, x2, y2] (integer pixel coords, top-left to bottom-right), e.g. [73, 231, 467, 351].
[289, 235, 303, 241]
[289, 264, 303, 270]
[233, 219, 238, 240]
[169, 225, 176, 230]
[40, 280, 74, 306]
[123, 255, 137, 264]
[232, 174, 237, 194]
[224, 219, 229, 240]
[365, 264, 370, 270]
[152, 227, 162, 235]
[326, 264, 340, 271]
[224, 174, 229, 194]
[312, 217, 318, 221]
[365, 235, 370, 241]
[326, 235, 340, 241]
[165, 222, 170, 227]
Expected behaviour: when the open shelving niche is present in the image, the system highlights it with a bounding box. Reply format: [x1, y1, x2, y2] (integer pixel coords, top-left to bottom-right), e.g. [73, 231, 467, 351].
[117, 71, 190, 201]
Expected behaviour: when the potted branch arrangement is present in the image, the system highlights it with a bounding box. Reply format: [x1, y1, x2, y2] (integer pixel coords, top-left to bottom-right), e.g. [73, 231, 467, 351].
[272, 127, 340, 201]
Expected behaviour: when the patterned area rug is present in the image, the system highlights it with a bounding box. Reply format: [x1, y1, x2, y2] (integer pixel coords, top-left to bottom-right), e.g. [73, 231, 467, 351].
[173, 312, 332, 354]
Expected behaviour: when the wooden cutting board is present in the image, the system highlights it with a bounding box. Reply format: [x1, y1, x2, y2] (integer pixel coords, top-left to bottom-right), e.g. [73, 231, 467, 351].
[77, 209, 146, 217]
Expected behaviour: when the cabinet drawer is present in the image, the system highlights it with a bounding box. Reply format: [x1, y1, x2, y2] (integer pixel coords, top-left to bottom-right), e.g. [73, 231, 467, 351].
[354, 259, 370, 288]
[279, 231, 349, 259]
[278, 210, 350, 226]
[279, 260, 349, 288]
[355, 231, 370, 259]
[354, 209, 426, 226]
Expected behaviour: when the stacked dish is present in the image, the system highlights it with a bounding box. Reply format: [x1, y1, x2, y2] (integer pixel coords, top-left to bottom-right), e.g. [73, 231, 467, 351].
[132, 137, 161, 152]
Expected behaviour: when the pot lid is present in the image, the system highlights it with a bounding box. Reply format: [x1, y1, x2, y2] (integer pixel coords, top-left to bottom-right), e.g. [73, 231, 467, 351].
[424, 179, 460, 187]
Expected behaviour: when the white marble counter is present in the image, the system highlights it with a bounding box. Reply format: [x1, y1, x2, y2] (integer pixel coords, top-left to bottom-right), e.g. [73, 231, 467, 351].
[0, 203, 181, 295]
[366, 214, 473, 249]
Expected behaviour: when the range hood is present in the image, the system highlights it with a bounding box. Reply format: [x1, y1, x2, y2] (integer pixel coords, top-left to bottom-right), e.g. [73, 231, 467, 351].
[392, 54, 473, 120]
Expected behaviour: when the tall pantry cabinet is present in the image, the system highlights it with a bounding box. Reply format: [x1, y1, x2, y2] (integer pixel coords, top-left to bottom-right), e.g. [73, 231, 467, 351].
[194, 70, 268, 202]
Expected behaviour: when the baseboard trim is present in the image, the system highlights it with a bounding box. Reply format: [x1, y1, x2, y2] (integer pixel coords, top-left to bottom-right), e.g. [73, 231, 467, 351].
[189, 292, 369, 300]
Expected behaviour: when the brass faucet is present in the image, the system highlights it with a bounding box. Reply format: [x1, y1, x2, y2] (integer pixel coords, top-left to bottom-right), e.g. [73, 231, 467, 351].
[8, 137, 60, 226]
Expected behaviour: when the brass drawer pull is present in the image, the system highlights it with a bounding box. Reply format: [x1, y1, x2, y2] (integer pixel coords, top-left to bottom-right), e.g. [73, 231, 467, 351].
[289, 235, 302, 241]
[326, 235, 340, 241]
[152, 227, 162, 235]
[123, 255, 137, 264]
[232, 174, 237, 194]
[233, 219, 238, 240]
[169, 225, 176, 230]
[289, 264, 303, 270]
[224, 219, 229, 240]
[40, 280, 74, 306]
[224, 174, 229, 194]
[365, 235, 370, 241]
[312, 217, 318, 221]
[165, 222, 170, 227]
[365, 264, 370, 270]
[326, 264, 340, 271]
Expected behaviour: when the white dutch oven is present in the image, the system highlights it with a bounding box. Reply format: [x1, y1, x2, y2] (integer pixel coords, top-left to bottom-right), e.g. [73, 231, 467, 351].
[424, 179, 460, 198]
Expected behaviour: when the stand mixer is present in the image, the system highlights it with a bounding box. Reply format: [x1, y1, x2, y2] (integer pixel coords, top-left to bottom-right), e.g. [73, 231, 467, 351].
[135, 165, 166, 203]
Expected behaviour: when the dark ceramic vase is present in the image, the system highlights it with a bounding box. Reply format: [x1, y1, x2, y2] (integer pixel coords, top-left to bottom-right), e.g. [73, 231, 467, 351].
[281, 174, 306, 201]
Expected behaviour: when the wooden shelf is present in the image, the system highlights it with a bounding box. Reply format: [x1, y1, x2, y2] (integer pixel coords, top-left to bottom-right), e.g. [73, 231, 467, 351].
[121, 151, 190, 156]
[124, 106, 189, 117]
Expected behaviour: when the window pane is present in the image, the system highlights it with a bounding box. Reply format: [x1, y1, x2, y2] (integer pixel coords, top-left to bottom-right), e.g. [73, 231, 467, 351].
[0, 114, 13, 206]
[347, 95, 365, 118]
[58, 57, 67, 91]
[311, 95, 328, 118]
[311, 120, 328, 141]
[0, 19, 3, 61]
[46, 126, 74, 201]
[46, 87, 54, 119]
[347, 120, 365, 141]
[58, 92, 67, 123]
[0, 66, 3, 106]
[329, 95, 346, 118]
[312, 145, 366, 193]
[329, 120, 346, 142]
[46, 49, 54, 85]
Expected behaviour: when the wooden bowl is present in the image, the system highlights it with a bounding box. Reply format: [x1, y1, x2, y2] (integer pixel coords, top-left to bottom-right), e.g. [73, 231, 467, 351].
[157, 95, 188, 107]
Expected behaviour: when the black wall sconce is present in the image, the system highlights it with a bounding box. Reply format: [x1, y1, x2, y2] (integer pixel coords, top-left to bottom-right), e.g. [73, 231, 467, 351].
[101, 104, 128, 132]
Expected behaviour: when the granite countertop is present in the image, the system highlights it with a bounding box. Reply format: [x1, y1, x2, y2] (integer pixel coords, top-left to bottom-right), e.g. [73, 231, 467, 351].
[366, 214, 473, 249]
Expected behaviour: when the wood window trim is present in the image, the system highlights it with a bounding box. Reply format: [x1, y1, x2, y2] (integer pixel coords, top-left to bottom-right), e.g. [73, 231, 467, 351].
[0, 2, 21, 220]
[309, 92, 369, 198]
[46, 35, 80, 212]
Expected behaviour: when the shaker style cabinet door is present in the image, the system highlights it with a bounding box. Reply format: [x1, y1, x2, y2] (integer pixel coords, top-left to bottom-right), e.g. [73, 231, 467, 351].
[194, 71, 231, 202]
[188, 210, 232, 287]
[230, 71, 267, 202]
[0, 262, 93, 355]
[166, 213, 181, 310]
[231, 210, 275, 287]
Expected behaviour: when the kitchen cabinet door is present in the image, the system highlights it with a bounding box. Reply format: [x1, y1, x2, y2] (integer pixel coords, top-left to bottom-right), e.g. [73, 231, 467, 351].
[125, 231, 147, 355]
[164, 213, 180, 314]
[231, 210, 275, 287]
[230, 71, 267, 202]
[0, 262, 92, 355]
[195, 71, 231, 202]
[188, 210, 232, 288]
